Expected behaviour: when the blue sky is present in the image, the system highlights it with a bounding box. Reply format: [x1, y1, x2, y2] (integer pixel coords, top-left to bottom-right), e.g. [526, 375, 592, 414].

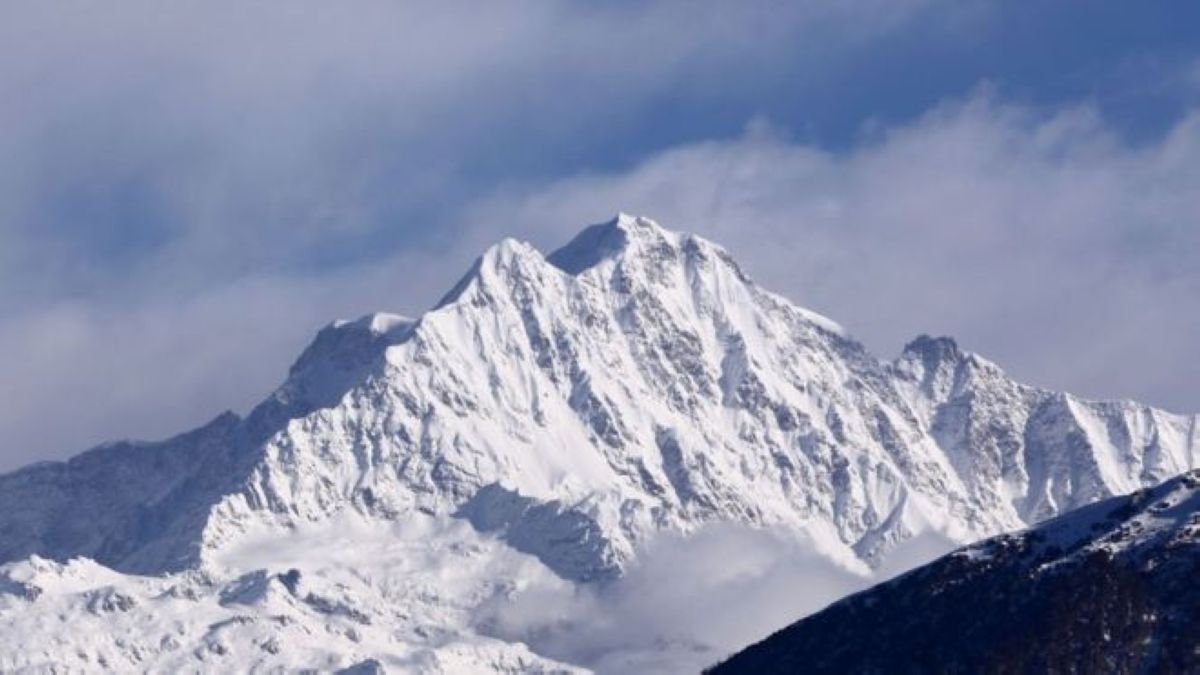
[1, 1, 1199, 469]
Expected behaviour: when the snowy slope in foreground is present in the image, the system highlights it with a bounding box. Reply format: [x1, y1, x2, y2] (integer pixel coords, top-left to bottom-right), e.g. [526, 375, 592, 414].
[0, 514, 580, 673]
[0, 214, 1197, 672]
[712, 469, 1200, 674]
[0, 515, 899, 674]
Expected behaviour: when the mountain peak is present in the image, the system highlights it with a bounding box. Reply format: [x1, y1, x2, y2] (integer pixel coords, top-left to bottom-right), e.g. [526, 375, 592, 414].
[547, 213, 675, 274]
[897, 334, 1008, 385]
[256, 311, 417, 425]
[435, 214, 681, 310]
[434, 236, 546, 309]
[901, 334, 961, 364]
[613, 211, 670, 236]
[330, 311, 415, 338]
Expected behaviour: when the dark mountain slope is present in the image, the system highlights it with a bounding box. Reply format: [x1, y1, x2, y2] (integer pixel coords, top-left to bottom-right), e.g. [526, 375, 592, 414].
[711, 469, 1200, 674]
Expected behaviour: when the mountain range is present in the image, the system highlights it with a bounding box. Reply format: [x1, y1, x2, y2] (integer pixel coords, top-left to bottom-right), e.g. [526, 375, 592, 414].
[1, 214, 1196, 672]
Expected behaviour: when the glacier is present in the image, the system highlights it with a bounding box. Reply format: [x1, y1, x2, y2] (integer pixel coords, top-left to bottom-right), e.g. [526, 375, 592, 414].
[0, 214, 1196, 672]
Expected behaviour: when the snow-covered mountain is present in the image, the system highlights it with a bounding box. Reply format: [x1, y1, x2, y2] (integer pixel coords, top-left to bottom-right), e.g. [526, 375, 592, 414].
[1, 214, 1197, 672]
[711, 469, 1200, 674]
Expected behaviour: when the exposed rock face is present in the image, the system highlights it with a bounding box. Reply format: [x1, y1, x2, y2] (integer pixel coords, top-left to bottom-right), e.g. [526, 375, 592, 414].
[711, 469, 1200, 674]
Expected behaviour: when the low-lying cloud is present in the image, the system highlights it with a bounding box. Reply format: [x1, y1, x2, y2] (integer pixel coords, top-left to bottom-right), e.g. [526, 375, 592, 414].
[476, 523, 956, 674]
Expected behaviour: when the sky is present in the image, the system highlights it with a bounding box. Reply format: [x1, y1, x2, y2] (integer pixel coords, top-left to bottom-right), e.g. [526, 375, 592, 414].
[1, 1, 1199, 470]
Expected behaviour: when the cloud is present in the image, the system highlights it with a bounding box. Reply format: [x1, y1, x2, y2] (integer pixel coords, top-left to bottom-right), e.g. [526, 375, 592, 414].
[469, 90, 1200, 413]
[0, 0, 945, 307]
[476, 524, 880, 674]
[0, 244, 496, 470]
[476, 523, 959, 673]
[2, 3, 1198, 471]
[4, 91, 1200, 470]
[1, 0, 959, 469]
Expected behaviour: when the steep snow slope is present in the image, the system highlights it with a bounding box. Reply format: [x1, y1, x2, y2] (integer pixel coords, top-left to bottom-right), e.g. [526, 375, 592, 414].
[0, 214, 1196, 671]
[711, 469, 1200, 674]
[893, 335, 1199, 525]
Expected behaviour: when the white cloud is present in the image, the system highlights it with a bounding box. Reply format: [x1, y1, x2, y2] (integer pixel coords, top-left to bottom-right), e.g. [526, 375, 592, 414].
[0, 252, 466, 470]
[476, 523, 957, 673]
[4, 91, 1199, 470]
[476, 524, 880, 674]
[1, 4, 1197, 469]
[0, 0, 958, 469]
[0, 0, 946, 304]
